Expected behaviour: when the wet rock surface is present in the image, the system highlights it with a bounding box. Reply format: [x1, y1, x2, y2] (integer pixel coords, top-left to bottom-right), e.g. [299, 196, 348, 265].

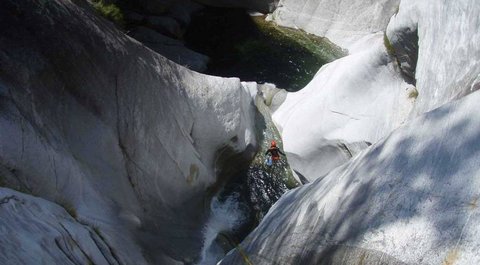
[221, 0, 480, 264]
[222, 85, 480, 265]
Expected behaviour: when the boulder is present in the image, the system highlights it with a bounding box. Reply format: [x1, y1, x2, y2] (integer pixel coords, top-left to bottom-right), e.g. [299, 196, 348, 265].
[131, 0, 203, 24]
[146, 15, 183, 37]
[134, 0, 170, 15]
[195, 0, 279, 13]
[125, 12, 145, 24]
[167, 0, 204, 26]
[128, 26, 210, 72]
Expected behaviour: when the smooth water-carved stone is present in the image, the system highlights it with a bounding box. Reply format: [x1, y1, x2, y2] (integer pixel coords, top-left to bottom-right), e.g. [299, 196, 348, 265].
[270, 0, 400, 50]
[222, 87, 480, 265]
[0, 0, 256, 263]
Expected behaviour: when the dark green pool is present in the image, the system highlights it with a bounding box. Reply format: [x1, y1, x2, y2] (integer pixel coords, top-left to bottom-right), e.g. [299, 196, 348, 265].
[185, 7, 346, 91]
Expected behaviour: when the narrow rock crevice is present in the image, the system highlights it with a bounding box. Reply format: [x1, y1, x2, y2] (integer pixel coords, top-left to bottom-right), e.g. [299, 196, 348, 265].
[385, 20, 419, 86]
[58, 223, 97, 265]
[391, 28, 419, 85]
[89, 228, 124, 265]
[0, 195, 18, 205]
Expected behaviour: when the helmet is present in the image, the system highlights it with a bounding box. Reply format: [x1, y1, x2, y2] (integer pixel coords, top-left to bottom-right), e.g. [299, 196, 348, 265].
[271, 140, 276, 147]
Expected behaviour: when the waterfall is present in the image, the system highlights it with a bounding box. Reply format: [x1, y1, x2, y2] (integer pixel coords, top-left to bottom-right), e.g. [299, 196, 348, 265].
[197, 193, 248, 265]
[197, 86, 300, 264]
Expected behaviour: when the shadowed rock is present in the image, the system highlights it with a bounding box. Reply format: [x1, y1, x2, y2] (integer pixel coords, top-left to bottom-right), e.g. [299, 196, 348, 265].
[222, 85, 480, 265]
[0, 0, 257, 263]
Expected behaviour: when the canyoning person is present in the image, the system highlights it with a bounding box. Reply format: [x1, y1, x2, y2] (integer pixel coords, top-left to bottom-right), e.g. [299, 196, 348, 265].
[265, 140, 285, 167]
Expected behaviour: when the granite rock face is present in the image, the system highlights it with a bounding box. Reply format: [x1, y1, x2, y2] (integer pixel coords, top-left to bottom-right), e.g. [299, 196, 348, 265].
[272, 33, 412, 181]
[269, 0, 400, 50]
[0, 188, 127, 265]
[272, 0, 480, 182]
[387, 0, 480, 115]
[221, 1, 480, 264]
[222, 86, 480, 265]
[0, 0, 256, 264]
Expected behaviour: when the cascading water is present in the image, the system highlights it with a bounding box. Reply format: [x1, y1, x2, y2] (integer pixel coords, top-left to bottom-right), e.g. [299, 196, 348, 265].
[197, 86, 299, 265]
[198, 193, 249, 265]
[186, 7, 345, 264]
[245, 92, 298, 221]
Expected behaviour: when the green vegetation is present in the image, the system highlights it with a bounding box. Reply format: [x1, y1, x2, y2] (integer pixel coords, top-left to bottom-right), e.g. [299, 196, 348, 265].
[0, 167, 33, 194]
[408, 87, 419, 99]
[394, 4, 401, 15]
[57, 199, 78, 219]
[92, 0, 125, 27]
[185, 7, 346, 91]
[284, 173, 300, 189]
[384, 32, 396, 56]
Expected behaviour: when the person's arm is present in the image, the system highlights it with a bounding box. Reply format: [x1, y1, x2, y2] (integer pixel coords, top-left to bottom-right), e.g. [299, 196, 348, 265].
[265, 149, 271, 155]
[278, 148, 286, 156]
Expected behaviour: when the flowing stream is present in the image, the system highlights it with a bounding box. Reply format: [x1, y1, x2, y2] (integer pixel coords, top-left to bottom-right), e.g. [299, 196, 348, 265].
[188, 7, 346, 264]
[197, 88, 299, 264]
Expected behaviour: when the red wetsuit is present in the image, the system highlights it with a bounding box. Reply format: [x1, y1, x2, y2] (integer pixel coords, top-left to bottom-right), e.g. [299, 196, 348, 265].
[265, 147, 285, 161]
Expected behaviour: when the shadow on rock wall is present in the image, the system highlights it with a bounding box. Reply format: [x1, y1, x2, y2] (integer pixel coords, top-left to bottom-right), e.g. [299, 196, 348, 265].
[222, 90, 480, 264]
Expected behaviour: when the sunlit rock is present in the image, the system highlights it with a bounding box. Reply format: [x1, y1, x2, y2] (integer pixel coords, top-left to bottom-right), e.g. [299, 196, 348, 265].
[0, 188, 147, 265]
[222, 86, 480, 265]
[387, 0, 480, 115]
[222, 1, 480, 263]
[269, 0, 400, 50]
[273, 33, 412, 181]
[272, 0, 480, 182]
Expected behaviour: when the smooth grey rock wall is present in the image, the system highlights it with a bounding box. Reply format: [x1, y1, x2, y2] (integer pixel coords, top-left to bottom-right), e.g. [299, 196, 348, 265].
[0, 188, 127, 265]
[223, 1, 480, 263]
[387, 0, 480, 116]
[273, 0, 480, 182]
[0, 0, 256, 263]
[222, 87, 480, 265]
[272, 33, 412, 181]
[269, 0, 400, 50]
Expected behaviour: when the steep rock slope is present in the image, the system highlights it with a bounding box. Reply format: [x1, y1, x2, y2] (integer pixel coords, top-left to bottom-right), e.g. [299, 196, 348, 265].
[272, 33, 413, 181]
[269, 0, 400, 50]
[222, 84, 480, 265]
[0, 0, 256, 263]
[272, 0, 479, 181]
[0, 188, 122, 265]
[387, 0, 480, 115]
[222, 1, 480, 264]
